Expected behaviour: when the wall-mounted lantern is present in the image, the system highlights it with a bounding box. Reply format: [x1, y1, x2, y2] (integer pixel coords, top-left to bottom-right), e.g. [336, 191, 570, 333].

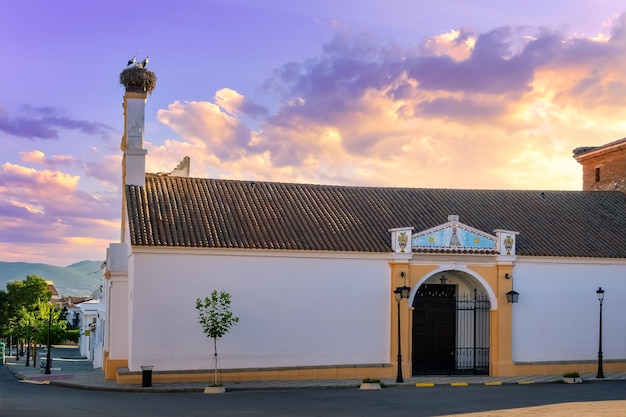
[505, 273, 519, 303]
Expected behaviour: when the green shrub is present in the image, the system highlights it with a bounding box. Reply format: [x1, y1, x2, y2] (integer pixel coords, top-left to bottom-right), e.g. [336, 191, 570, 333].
[362, 377, 381, 384]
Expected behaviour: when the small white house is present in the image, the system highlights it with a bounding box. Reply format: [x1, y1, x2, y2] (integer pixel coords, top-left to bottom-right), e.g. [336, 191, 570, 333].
[77, 299, 102, 367]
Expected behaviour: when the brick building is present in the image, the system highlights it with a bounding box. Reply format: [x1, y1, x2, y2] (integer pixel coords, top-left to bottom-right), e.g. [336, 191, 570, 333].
[574, 138, 626, 193]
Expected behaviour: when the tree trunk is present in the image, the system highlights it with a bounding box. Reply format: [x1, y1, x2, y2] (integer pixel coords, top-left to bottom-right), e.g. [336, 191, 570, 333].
[213, 337, 218, 386]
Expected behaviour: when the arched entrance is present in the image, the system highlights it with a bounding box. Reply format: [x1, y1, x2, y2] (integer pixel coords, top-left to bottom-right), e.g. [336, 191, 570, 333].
[411, 271, 491, 376]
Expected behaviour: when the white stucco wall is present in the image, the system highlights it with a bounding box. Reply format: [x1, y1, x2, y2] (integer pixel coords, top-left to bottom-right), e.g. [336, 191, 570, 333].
[107, 277, 128, 360]
[105, 243, 129, 361]
[512, 259, 626, 362]
[78, 301, 98, 357]
[126, 249, 391, 372]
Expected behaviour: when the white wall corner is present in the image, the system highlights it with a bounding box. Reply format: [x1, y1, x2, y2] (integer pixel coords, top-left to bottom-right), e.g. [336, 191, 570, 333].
[124, 149, 147, 186]
[106, 243, 129, 275]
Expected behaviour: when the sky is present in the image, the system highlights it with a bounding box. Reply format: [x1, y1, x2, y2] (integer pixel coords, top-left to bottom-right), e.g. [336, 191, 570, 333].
[1, 1, 626, 266]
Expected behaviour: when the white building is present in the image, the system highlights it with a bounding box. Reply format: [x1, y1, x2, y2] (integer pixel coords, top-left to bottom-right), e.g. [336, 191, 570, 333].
[101, 67, 626, 385]
[76, 299, 103, 367]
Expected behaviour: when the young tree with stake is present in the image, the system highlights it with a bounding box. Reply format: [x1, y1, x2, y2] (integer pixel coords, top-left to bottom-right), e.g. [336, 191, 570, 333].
[195, 290, 239, 386]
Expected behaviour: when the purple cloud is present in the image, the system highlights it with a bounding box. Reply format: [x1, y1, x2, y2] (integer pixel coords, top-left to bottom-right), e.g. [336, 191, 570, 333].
[405, 27, 564, 96]
[266, 20, 624, 109]
[233, 98, 269, 120]
[0, 105, 115, 140]
[0, 200, 35, 219]
[266, 32, 403, 122]
[416, 97, 504, 122]
[82, 159, 121, 184]
[174, 14, 626, 170]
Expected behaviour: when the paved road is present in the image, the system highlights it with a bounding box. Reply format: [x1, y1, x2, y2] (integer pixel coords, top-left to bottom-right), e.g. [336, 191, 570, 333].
[8, 346, 626, 392]
[2, 364, 626, 417]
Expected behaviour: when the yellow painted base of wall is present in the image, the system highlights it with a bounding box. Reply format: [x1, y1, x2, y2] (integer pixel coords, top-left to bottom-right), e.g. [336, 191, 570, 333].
[116, 364, 393, 385]
[103, 351, 128, 381]
[503, 361, 626, 377]
[105, 356, 626, 386]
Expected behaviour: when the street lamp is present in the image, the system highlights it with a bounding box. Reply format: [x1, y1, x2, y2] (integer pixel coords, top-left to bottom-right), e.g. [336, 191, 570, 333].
[596, 287, 605, 379]
[394, 283, 411, 383]
[45, 305, 53, 375]
[31, 328, 39, 368]
[25, 318, 31, 367]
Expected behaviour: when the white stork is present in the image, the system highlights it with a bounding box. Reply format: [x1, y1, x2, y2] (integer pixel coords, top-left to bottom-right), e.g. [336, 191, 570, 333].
[127, 55, 136, 67]
[141, 56, 149, 68]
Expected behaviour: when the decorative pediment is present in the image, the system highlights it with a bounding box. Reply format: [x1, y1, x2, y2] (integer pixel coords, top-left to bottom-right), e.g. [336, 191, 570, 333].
[412, 215, 497, 252]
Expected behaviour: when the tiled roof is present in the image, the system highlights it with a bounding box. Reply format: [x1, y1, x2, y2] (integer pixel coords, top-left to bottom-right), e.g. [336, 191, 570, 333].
[125, 175, 626, 258]
[573, 137, 626, 158]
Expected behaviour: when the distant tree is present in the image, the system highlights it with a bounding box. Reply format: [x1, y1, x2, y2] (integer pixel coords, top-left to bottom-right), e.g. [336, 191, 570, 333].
[0, 290, 9, 337]
[32, 302, 69, 346]
[5, 275, 52, 353]
[195, 290, 239, 386]
[6, 275, 51, 313]
[64, 329, 80, 344]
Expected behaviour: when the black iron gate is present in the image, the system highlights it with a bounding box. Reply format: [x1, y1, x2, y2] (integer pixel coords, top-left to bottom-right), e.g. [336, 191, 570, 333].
[412, 285, 490, 375]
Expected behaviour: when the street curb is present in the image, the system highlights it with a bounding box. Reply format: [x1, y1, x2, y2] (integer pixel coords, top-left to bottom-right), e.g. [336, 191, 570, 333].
[6, 351, 626, 393]
[47, 380, 362, 393]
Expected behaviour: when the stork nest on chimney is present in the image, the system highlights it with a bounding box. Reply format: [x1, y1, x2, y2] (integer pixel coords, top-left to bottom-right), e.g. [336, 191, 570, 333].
[120, 66, 157, 94]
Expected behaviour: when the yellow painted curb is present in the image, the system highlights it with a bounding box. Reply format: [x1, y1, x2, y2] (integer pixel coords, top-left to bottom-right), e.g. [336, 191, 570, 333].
[518, 381, 535, 385]
[484, 381, 502, 386]
[20, 380, 50, 385]
[415, 383, 435, 387]
[450, 382, 469, 387]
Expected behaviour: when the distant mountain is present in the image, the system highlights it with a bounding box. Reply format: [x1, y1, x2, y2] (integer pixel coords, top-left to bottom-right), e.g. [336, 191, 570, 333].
[0, 260, 103, 296]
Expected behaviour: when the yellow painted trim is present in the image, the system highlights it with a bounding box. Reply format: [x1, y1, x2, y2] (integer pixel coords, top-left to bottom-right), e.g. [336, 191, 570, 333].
[20, 380, 49, 385]
[451, 382, 469, 386]
[107, 345, 626, 385]
[124, 91, 148, 99]
[103, 351, 128, 381]
[114, 364, 394, 386]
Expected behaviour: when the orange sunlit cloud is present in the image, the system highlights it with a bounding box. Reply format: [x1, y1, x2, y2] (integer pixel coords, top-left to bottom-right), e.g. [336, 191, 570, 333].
[150, 20, 626, 191]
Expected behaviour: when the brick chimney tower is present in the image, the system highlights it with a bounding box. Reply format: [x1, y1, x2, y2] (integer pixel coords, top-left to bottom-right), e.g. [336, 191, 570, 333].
[573, 138, 626, 193]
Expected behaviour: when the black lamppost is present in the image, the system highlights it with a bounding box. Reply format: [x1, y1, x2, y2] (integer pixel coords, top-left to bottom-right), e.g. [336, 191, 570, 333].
[596, 287, 605, 379]
[25, 318, 31, 367]
[45, 306, 53, 375]
[394, 282, 411, 383]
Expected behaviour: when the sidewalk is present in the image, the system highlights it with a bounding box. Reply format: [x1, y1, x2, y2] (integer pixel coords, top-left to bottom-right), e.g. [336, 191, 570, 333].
[4, 346, 626, 393]
[5, 347, 626, 416]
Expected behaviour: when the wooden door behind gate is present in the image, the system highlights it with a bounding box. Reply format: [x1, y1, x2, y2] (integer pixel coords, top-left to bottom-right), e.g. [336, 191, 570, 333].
[412, 284, 456, 375]
[412, 285, 490, 376]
